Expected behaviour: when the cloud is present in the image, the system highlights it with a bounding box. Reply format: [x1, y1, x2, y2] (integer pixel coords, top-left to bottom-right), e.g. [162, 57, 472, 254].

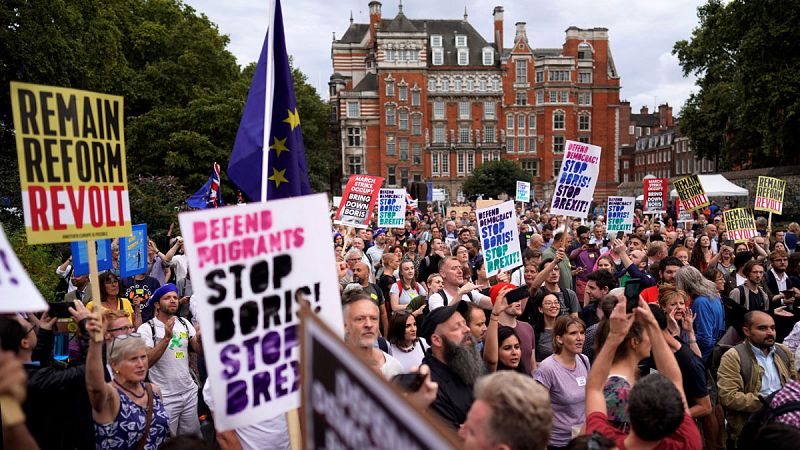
[185, 0, 703, 111]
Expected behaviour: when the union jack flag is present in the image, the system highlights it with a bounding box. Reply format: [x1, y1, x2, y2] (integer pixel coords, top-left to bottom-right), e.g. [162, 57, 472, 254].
[187, 162, 226, 209]
[208, 162, 221, 207]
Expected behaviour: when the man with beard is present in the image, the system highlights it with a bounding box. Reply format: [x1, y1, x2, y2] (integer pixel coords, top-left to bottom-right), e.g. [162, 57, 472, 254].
[351, 262, 390, 337]
[343, 293, 404, 378]
[717, 311, 796, 447]
[640, 256, 681, 304]
[138, 284, 202, 437]
[420, 301, 484, 428]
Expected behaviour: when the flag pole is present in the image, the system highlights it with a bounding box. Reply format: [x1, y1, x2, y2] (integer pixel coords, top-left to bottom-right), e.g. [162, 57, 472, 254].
[261, 0, 278, 203]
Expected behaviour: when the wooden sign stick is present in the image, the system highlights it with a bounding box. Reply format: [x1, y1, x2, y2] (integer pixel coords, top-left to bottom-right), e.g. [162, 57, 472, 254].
[86, 239, 103, 342]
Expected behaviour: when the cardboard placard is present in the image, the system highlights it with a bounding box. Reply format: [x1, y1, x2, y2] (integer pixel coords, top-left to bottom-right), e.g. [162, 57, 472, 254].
[333, 175, 383, 229]
[516, 181, 531, 203]
[377, 189, 406, 228]
[676, 199, 694, 223]
[119, 224, 147, 278]
[606, 196, 636, 235]
[754, 176, 785, 215]
[70, 239, 113, 276]
[673, 175, 709, 213]
[644, 178, 668, 214]
[550, 140, 602, 217]
[301, 312, 460, 449]
[10, 82, 132, 244]
[476, 200, 522, 277]
[0, 225, 49, 312]
[446, 206, 472, 220]
[178, 193, 344, 430]
[723, 207, 758, 243]
[475, 200, 503, 210]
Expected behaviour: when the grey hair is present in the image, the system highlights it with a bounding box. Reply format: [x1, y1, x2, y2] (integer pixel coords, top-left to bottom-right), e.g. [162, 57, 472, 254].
[107, 335, 148, 365]
[675, 265, 719, 299]
[608, 287, 625, 298]
[345, 248, 363, 259]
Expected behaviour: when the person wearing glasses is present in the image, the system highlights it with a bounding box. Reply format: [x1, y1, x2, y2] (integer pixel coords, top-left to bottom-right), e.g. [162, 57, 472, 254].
[85, 311, 170, 450]
[86, 271, 141, 328]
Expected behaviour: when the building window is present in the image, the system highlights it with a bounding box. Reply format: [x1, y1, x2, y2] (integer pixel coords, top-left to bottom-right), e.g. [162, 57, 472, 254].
[431, 35, 442, 47]
[434, 101, 444, 119]
[579, 114, 591, 131]
[411, 90, 420, 106]
[578, 71, 592, 84]
[559, 91, 569, 103]
[411, 115, 421, 135]
[385, 108, 396, 126]
[528, 136, 537, 152]
[455, 79, 462, 91]
[347, 102, 359, 118]
[413, 144, 421, 164]
[553, 136, 565, 152]
[516, 92, 527, 106]
[459, 126, 470, 144]
[553, 111, 565, 130]
[518, 137, 525, 152]
[386, 134, 396, 156]
[484, 101, 495, 119]
[579, 136, 590, 143]
[347, 127, 361, 146]
[441, 152, 449, 173]
[346, 156, 363, 175]
[521, 160, 538, 177]
[457, 152, 465, 174]
[459, 101, 470, 119]
[484, 126, 496, 143]
[536, 91, 544, 105]
[506, 137, 514, 153]
[578, 43, 592, 60]
[434, 126, 445, 144]
[398, 85, 407, 101]
[432, 153, 439, 175]
[388, 166, 396, 185]
[517, 114, 526, 133]
[506, 114, 514, 133]
[428, 79, 436, 91]
[578, 92, 591, 105]
[413, 173, 421, 182]
[398, 109, 408, 130]
[458, 49, 469, 65]
[456, 35, 467, 47]
[483, 48, 493, 65]
[466, 151, 474, 172]
[516, 60, 528, 83]
[548, 70, 569, 81]
[400, 168, 408, 187]
[467, 79, 474, 91]
[386, 82, 395, 97]
[479, 79, 487, 91]
[442, 79, 449, 91]
[553, 159, 562, 178]
[432, 48, 443, 65]
[535, 71, 544, 83]
[399, 138, 408, 160]
[529, 114, 536, 132]
[549, 91, 557, 103]
[492, 79, 499, 91]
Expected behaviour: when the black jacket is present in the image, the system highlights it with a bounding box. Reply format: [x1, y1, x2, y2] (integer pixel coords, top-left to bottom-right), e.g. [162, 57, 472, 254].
[422, 350, 474, 429]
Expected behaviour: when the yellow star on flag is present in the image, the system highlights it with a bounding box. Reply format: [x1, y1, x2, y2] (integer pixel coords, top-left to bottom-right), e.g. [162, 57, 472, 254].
[268, 167, 289, 189]
[269, 136, 290, 157]
[283, 108, 301, 130]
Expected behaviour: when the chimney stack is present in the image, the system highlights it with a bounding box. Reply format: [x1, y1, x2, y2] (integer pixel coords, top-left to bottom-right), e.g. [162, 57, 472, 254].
[514, 22, 527, 43]
[640, 105, 649, 115]
[658, 103, 673, 128]
[493, 6, 504, 55]
[369, 1, 382, 46]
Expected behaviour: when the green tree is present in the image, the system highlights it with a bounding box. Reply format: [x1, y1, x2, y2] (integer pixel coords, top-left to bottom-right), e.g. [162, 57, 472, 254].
[673, 0, 800, 168]
[291, 66, 337, 192]
[461, 160, 531, 199]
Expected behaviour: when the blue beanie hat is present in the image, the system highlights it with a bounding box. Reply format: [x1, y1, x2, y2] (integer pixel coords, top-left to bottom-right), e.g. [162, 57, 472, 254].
[150, 283, 178, 307]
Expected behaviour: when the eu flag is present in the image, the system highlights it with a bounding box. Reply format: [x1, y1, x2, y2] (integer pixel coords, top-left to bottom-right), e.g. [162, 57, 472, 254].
[227, 0, 312, 201]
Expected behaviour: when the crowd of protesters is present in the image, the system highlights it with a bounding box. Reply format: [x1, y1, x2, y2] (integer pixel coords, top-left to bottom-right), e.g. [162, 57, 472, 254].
[3, 199, 800, 450]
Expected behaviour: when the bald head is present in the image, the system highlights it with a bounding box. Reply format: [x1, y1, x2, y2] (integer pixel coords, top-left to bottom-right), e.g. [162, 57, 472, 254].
[352, 262, 370, 286]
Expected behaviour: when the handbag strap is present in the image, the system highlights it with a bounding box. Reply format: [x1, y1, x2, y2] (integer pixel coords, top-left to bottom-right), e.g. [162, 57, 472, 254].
[134, 383, 155, 450]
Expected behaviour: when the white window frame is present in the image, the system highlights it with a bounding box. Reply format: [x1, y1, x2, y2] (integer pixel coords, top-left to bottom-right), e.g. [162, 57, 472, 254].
[516, 59, 528, 83]
[459, 101, 470, 119]
[553, 111, 565, 130]
[432, 48, 444, 65]
[434, 101, 444, 119]
[385, 108, 396, 126]
[386, 82, 395, 97]
[398, 85, 407, 101]
[347, 101, 359, 118]
[506, 113, 514, 133]
[431, 35, 442, 47]
[457, 49, 469, 66]
[484, 101, 495, 119]
[386, 134, 396, 156]
[482, 48, 493, 65]
[578, 113, 591, 131]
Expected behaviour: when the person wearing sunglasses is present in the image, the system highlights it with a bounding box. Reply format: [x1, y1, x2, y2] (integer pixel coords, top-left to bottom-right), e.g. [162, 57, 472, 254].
[86, 271, 141, 328]
[86, 312, 170, 450]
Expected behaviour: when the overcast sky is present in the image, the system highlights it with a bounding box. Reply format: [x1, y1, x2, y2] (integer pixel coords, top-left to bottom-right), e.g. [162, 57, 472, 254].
[186, 0, 703, 114]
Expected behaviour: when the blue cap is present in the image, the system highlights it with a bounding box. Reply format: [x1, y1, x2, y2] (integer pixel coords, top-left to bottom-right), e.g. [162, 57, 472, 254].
[374, 228, 386, 237]
[150, 283, 178, 307]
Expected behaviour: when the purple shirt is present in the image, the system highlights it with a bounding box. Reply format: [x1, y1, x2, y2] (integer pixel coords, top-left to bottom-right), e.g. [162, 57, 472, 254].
[573, 249, 599, 281]
[534, 354, 591, 446]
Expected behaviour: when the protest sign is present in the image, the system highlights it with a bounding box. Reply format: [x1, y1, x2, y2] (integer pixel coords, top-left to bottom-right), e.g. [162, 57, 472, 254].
[70, 239, 112, 276]
[377, 189, 406, 228]
[446, 206, 471, 219]
[178, 193, 343, 430]
[476, 200, 521, 277]
[333, 175, 383, 228]
[10, 82, 132, 245]
[550, 140, 602, 217]
[516, 181, 531, 203]
[332, 196, 342, 210]
[475, 199, 503, 210]
[301, 311, 459, 450]
[673, 175, 709, 213]
[754, 176, 785, 215]
[120, 224, 147, 278]
[0, 225, 48, 313]
[606, 197, 636, 235]
[644, 178, 668, 214]
[724, 207, 758, 243]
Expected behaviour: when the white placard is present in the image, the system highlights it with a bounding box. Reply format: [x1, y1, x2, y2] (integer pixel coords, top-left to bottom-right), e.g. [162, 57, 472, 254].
[606, 196, 636, 235]
[550, 140, 602, 217]
[476, 200, 522, 277]
[516, 181, 531, 203]
[377, 189, 406, 228]
[0, 225, 48, 313]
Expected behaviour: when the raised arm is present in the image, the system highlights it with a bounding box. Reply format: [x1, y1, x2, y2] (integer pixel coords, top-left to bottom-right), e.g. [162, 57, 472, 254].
[637, 299, 688, 411]
[84, 313, 116, 414]
[586, 301, 632, 415]
[483, 288, 511, 372]
[528, 249, 565, 297]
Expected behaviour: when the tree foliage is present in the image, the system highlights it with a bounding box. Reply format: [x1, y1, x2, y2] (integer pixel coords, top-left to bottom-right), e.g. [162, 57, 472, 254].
[461, 160, 531, 199]
[673, 0, 800, 168]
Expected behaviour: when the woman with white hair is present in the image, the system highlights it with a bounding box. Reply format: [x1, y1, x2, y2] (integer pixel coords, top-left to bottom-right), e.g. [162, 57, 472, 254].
[675, 265, 725, 364]
[85, 313, 170, 449]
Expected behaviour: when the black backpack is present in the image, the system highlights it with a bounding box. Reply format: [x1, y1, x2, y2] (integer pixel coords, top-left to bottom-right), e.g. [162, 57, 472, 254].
[738, 393, 800, 448]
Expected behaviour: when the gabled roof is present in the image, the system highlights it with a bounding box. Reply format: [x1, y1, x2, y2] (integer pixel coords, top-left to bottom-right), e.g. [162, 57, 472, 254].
[338, 23, 370, 44]
[353, 73, 378, 92]
[410, 19, 493, 66]
[384, 12, 418, 32]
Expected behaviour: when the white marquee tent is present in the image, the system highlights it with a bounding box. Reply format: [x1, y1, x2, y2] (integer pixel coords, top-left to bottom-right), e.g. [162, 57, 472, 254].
[635, 174, 748, 200]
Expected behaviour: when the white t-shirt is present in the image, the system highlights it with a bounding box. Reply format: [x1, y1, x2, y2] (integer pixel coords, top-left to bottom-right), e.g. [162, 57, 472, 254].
[389, 282, 427, 306]
[390, 338, 429, 372]
[171, 254, 189, 284]
[380, 351, 405, 379]
[428, 289, 488, 311]
[202, 381, 290, 450]
[137, 316, 196, 396]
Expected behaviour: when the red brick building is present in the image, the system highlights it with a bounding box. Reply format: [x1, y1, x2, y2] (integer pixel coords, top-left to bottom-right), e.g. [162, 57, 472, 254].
[331, 2, 623, 201]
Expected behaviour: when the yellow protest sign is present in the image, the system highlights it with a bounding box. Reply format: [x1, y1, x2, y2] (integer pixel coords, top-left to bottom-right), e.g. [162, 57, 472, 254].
[673, 175, 709, 213]
[10, 82, 131, 244]
[754, 176, 785, 215]
[723, 207, 757, 243]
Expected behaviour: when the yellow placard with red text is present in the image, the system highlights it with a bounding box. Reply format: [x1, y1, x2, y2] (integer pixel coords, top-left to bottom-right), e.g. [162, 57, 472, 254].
[10, 82, 131, 244]
[754, 176, 785, 215]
